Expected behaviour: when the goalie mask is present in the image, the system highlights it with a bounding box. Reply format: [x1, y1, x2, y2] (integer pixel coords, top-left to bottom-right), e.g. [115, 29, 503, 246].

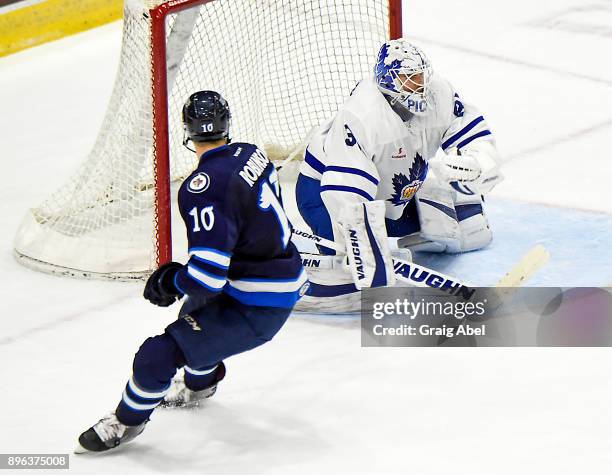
[182, 90, 231, 151]
[374, 39, 433, 115]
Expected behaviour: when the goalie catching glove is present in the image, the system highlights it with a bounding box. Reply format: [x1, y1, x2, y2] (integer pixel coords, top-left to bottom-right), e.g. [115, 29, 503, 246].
[337, 200, 396, 289]
[144, 262, 184, 307]
[430, 141, 503, 195]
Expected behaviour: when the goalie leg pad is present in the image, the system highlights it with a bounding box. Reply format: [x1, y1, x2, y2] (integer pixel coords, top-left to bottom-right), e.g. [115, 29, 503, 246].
[294, 257, 361, 313]
[415, 175, 492, 253]
[453, 193, 492, 252]
[338, 201, 396, 289]
[415, 177, 462, 252]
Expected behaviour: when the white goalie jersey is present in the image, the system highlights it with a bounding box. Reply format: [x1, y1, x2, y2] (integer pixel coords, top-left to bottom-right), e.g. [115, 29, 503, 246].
[298, 74, 502, 243]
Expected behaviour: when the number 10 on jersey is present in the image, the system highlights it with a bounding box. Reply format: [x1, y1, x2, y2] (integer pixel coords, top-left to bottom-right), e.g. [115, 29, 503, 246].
[189, 206, 215, 232]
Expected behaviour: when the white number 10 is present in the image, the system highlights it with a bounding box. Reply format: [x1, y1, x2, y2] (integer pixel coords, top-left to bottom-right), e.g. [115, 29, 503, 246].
[189, 206, 215, 232]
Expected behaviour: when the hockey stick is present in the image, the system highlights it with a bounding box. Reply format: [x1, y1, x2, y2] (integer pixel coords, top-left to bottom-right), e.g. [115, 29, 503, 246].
[495, 244, 550, 287]
[292, 229, 478, 299]
[292, 229, 550, 300]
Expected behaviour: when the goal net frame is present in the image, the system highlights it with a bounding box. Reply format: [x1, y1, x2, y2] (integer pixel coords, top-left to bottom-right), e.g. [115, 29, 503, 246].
[14, 0, 402, 280]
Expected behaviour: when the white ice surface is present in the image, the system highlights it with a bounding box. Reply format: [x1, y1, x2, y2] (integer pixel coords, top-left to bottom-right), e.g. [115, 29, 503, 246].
[1, 1, 611, 474]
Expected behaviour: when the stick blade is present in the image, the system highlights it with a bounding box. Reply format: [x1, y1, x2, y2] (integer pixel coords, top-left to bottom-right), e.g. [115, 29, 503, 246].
[495, 244, 550, 288]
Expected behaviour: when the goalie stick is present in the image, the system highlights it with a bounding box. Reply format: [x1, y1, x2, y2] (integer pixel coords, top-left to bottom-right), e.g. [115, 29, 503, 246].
[291, 228, 550, 300]
[293, 229, 477, 299]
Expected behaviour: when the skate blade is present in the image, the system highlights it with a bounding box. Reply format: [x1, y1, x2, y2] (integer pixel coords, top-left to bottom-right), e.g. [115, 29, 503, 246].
[159, 400, 203, 409]
[74, 442, 89, 454]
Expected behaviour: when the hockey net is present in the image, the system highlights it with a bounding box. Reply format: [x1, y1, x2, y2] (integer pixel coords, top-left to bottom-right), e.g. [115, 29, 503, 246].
[14, 0, 401, 280]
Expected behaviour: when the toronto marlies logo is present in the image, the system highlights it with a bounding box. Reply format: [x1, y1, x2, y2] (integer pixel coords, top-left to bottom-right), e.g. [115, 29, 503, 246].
[389, 153, 428, 206]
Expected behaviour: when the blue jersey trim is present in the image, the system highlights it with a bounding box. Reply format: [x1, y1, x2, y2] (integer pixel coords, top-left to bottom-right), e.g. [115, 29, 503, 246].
[188, 263, 226, 283]
[320, 185, 374, 201]
[295, 174, 336, 254]
[304, 149, 325, 174]
[224, 286, 300, 308]
[324, 166, 379, 185]
[231, 275, 305, 284]
[457, 130, 492, 150]
[185, 271, 224, 293]
[441, 116, 484, 150]
[305, 282, 359, 298]
[191, 255, 230, 271]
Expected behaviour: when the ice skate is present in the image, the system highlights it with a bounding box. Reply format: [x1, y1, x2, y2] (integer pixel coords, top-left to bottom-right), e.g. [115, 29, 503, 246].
[159, 375, 219, 409]
[75, 412, 147, 454]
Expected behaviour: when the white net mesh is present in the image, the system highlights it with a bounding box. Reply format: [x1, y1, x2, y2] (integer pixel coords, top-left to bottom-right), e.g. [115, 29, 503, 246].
[14, 0, 394, 279]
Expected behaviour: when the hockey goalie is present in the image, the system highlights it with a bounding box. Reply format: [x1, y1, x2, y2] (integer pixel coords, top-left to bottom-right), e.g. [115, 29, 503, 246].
[292, 39, 504, 312]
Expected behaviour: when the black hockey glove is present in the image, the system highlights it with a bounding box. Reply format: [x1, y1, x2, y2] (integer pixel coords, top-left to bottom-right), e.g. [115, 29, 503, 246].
[144, 262, 184, 307]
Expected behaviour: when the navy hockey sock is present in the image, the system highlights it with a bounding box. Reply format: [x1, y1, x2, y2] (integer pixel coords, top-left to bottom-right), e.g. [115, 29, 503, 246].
[184, 362, 226, 391]
[116, 333, 186, 426]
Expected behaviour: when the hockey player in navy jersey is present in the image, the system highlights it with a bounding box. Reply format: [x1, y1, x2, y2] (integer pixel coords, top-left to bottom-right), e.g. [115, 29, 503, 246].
[75, 91, 307, 453]
[294, 39, 503, 305]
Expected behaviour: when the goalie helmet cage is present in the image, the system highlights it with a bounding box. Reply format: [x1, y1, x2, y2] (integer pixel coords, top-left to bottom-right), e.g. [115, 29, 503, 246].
[14, 0, 402, 281]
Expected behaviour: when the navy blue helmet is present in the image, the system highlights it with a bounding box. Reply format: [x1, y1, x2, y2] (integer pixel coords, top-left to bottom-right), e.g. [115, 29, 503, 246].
[182, 91, 231, 147]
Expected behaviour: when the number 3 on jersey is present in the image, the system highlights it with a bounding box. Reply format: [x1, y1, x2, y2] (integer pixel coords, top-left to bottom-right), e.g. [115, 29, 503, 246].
[258, 170, 291, 249]
[344, 124, 357, 146]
